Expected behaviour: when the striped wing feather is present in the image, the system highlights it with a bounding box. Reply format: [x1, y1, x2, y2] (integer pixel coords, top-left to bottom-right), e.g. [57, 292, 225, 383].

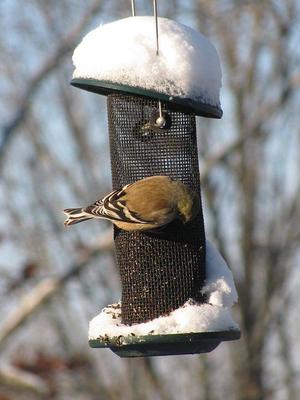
[84, 185, 150, 224]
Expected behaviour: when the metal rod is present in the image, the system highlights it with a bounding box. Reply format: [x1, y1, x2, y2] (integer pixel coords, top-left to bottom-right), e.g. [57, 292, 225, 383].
[158, 100, 163, 118]
[153, 0, 159, 56]
[153, 0, 162, 119]
[131, 0, 136, 16]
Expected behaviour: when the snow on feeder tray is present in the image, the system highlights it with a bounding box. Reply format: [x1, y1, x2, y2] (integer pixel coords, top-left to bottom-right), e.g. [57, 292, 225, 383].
[69, 14, 240, 357]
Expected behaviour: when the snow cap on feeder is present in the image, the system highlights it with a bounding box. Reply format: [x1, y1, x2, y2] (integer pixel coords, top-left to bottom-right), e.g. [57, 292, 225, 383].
[71, 16, 223, 119]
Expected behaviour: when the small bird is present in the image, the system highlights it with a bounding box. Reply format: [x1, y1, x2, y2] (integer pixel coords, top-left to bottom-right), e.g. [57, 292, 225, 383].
[63, 176, 199, 232]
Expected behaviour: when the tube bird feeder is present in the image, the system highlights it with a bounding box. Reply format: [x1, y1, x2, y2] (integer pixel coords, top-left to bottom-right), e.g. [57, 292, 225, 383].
[70, 13, 240, 357]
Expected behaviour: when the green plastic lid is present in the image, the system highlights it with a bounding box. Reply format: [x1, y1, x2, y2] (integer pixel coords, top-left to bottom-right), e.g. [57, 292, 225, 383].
[71, 78, 223, 119]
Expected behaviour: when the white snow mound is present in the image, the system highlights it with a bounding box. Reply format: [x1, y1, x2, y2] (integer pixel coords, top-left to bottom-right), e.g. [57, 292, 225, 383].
[73, 17, 222, 106]
[203, 240, 238, 308]
[89, 240, 239, 339]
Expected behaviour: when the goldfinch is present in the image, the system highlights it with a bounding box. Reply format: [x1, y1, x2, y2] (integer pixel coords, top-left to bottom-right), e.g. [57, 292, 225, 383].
[63, 176, 199, 232]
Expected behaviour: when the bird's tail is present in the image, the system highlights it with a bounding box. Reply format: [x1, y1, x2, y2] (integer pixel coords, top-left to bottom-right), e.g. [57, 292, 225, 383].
[63, 208, 92, 226]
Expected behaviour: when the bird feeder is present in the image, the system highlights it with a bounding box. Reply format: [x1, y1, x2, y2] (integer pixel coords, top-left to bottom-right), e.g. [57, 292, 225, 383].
[70, 6, 240, 357]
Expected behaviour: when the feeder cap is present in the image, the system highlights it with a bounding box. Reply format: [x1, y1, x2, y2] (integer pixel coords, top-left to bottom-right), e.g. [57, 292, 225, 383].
[72, 16, 223, 119]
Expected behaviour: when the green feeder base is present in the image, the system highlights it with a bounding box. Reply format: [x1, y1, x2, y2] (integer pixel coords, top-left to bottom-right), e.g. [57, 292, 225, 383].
[71, 78, 223, 119]
[89, 330, 241, 358]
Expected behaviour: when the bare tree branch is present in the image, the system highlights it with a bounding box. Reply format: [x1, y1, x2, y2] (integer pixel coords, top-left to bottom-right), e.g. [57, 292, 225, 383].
[0, 230, 113, 350]
[0, 0, 103, 164]
[201, 71, 296, 183]
[0, 363, 48, 395]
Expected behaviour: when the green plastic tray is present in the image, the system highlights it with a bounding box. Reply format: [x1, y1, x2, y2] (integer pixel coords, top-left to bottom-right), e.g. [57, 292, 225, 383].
[89, 330, 241, 357]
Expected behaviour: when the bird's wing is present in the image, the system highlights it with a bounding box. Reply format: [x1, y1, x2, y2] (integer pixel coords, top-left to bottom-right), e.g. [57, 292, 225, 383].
[84, 184, 152, 224]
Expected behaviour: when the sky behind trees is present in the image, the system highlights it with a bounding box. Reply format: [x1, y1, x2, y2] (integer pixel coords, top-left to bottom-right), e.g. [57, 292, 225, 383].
[0, 1, 299, 399]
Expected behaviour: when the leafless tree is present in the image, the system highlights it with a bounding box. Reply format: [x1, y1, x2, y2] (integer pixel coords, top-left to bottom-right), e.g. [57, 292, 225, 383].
[0, 1, 299, 399]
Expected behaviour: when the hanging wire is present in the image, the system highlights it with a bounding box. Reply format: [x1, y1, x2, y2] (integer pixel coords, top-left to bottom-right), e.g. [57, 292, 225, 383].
[131, 0, 136, 16]
[153, 0, 159, 56]
[153, 0, 164, 123]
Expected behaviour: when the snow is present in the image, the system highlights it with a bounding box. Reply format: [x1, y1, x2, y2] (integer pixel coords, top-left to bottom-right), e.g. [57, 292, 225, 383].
[202, 240, 238, 308]
[89, 240, 239, 340]
[73, 17, 222, 107]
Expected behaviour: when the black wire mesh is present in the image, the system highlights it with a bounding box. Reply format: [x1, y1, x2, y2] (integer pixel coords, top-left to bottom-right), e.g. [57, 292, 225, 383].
[107, 93, 206, 325]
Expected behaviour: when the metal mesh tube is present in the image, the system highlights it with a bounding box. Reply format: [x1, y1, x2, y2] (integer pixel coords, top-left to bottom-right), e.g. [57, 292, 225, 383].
[107, 93, 206, 325]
